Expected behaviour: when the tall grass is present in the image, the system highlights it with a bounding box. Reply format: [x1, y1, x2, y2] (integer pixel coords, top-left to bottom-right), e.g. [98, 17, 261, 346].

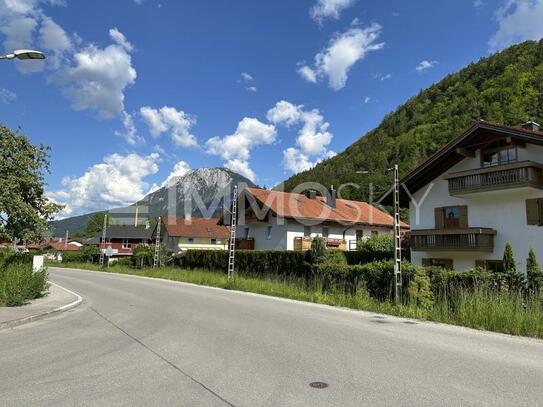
[55, 262, 543, 338]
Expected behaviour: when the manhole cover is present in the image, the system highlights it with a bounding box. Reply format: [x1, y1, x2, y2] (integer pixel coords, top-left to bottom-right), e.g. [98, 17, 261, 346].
[309, 382, 329, 389]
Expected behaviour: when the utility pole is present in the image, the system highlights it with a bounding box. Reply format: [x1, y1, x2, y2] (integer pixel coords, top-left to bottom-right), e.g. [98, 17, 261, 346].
[392, 164, 402, 305]
[64, 230, 69, 251]
[227, 185, 238, 279]
[99, 214, 108, 267]
[153, 217, 162, 268]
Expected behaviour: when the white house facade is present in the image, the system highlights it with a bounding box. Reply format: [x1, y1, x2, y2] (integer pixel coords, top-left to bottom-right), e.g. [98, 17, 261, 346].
[236, 187, 405, 251]
[380, 121, 543, 273]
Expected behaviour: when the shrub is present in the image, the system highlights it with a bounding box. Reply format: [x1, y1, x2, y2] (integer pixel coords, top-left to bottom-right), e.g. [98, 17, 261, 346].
[0, 263, 48, 306]
[310, 236, 327, 264]
[345, 235, 395, 264]
[179, 250, 310, 279]
[408, 267, 434, 311]
[133, 244, 154, 268]
[527, 248, 543, 294]
[503, 242, 516, 272]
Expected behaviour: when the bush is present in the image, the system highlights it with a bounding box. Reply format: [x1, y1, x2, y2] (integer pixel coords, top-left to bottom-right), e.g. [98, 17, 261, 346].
[179, 250, 311, 279]
[0, 248, 32, 269]
[61, 245, 100, 264]
[0, 263, 48, 306]
[408, 267, 434, 311]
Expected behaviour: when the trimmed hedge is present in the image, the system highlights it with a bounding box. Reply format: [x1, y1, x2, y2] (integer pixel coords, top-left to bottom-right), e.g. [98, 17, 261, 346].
[178, 250, 311, 279]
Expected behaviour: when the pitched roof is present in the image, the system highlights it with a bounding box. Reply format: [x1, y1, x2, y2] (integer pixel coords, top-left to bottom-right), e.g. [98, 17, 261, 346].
[379, 120, 543, 206]
[243, 188, 407, 228]
[162, 216, 231, 238]
[101, 225, 155, 240]
[43, 242, 81, 251]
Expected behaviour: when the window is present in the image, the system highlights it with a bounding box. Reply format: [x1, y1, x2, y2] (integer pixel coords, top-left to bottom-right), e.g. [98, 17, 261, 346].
[304, 226, 311, 237]
[267, 225, 272, 239]
[322, 226, 329, 238]
[475, 260, 504, 273]
[188, 237, 194, 244]
[210, 238, 217, 245]
[435, 206, 468, 229]
[122, 239, 130, 249]
[526, 198, 543, 225]
[244, 227, 250, 239]
[356, 230, 364, 240]
[481, 145, 517, 167]
[422, 258, 453, 269]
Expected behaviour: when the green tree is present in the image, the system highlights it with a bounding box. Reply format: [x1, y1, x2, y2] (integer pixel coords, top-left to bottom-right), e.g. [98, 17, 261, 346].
[503, 242, 516, 272]
[81, 244, 100, 263]
[0, 125, 63, 243]
[408, 267, 434, 312]
[134, 244, 153, 268]
[309, 236, 327, 265]
[527, 248, 543, 294]
[84, 212, 109, 237]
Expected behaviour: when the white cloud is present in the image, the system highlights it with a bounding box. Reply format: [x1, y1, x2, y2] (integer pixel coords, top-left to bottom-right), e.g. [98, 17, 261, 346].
[224, 159, 256, 182]
[310, 0, 355, 24]
[372, 72, 392, 81]
[115, 111, 143, 145]
[297, 65, 317, 83]
[416, 60, 437, 72]
[267, 100, 332, 156]
[49, 152, 160, 216]
[109, 27, 133, 52]
[364, 96, 371, 103]
[299, 23, 384, 90]
[206, 117, 276, 161]
[58, 29, 137, 118]
[490, 0, 543, 50]
[140, 106, 197, 147]
[267, 100, 335, 174]
[241, 72, 253, 82]
[39, 16, 71, 52]
[161, 161, 191, 187]
[0, 88, 16, 104]
[474, 0, 485, 8]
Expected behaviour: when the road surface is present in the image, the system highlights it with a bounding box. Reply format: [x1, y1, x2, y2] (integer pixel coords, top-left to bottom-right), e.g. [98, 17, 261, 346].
[1, 267, 543, 406]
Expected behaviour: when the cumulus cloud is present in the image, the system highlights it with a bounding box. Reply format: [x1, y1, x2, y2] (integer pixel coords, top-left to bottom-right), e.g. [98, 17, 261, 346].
[310, 0, 355, 24]
[115, 111, 143, 145]
[267, 100, 335, 174]
[161, 160, 191, 187]
[224, 159, 256, 182]
[206, 117, 276, 161]
[140, 106, 197, 147]
[58, 29, 137, 118]
[298, 23, 384, 90]
[205, 117, 276, 181]
[490, 0, 543, 50]
[415, 60, 437, 72]
[48, 152, 160, 216]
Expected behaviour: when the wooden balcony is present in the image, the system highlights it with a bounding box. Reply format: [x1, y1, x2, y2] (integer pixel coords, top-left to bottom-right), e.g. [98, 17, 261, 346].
[293, 237, 347, 251]
[446, 161, 543, 196]
[235, 238, 255, 250]
[409, 228, 496, 252]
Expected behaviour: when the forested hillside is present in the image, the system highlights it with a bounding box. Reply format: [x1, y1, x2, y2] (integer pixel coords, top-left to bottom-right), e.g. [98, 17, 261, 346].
[281, 40, 543, 201]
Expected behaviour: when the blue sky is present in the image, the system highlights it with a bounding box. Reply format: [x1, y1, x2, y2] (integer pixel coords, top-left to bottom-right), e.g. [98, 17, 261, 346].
[1, 0, 543, 218]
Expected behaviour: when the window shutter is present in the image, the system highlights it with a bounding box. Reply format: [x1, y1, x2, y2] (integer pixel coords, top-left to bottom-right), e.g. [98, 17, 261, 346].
[434, 208, 444, 229]
[526, 199, 540, 225]
[459, 206, 468, 228]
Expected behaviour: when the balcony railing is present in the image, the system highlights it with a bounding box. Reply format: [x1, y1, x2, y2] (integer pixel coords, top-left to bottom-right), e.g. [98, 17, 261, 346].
[293, 237, 347, 251]
[409, 228, 496, 252]
[447, 161, 543, 196]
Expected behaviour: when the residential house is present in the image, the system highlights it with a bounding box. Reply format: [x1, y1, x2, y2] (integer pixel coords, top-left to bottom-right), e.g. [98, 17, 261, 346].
[234, 187, 406, 251]
[93, 225, 155, 257]
[379, 120, 543, 273]
[161, 216, 230, 252]
[41, 241, 81, 261]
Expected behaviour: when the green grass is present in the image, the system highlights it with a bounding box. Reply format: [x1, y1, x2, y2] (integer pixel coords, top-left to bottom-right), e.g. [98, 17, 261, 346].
[52, 262, 543, 339]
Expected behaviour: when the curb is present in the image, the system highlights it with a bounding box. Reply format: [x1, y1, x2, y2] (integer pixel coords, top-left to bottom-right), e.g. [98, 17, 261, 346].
[0, 282, 83, 331]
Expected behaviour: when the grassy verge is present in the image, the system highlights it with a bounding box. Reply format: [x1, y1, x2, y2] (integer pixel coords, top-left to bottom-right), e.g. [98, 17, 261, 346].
[52, 262, 543, 339]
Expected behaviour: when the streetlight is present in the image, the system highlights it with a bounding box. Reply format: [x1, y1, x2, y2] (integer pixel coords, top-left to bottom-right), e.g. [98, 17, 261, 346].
[0, 49, 46, 60]
[356, 165, 402, 305]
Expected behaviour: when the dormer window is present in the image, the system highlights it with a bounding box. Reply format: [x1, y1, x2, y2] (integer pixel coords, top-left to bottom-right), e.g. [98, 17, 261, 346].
[481, 145, 517, 167]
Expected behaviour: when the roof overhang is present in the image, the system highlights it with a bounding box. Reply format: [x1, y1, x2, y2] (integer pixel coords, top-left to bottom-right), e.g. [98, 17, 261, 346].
[378, 121, 543, 207]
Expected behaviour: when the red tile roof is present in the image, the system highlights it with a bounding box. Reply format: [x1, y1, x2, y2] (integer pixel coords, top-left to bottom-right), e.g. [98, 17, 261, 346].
[45, 242, 81, 251]
[244, 188, 408, 229]
[162, 216, 231, 239]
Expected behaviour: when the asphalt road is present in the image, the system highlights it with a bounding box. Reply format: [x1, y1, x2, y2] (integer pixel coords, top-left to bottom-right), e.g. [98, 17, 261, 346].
[2, 267, 543, 406]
